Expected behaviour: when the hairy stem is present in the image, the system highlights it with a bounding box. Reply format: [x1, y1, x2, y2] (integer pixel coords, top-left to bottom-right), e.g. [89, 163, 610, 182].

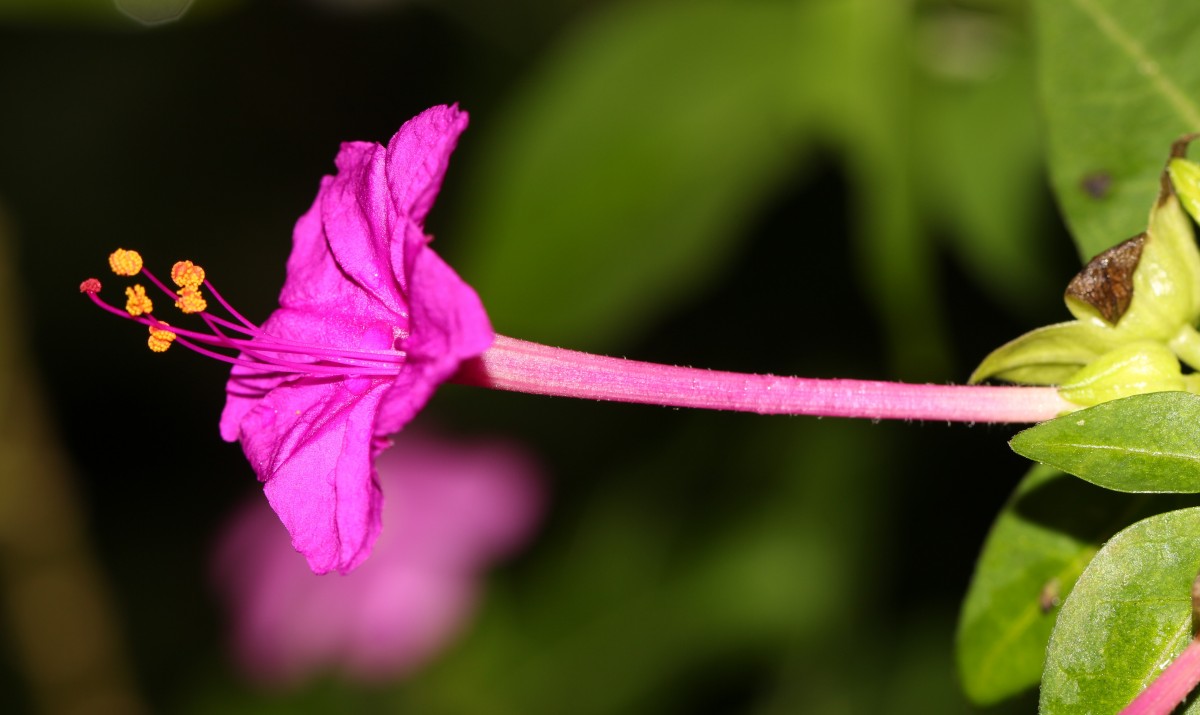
[456, 335, 1073, 423]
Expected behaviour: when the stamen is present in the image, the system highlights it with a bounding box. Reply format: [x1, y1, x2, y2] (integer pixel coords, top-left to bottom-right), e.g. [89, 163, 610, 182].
[171, 261, 205, 290]
[109, 249, 143, 277]
[83, 250, 411, 382]
[175, 287, 208, 314]
[148, 323, 177, 353]
[124, 285, 153, 316]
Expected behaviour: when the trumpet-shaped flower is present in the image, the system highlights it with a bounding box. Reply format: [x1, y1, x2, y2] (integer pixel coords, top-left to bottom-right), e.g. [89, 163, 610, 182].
[218, 105, 493, 574]
[81, 106, 492, 574]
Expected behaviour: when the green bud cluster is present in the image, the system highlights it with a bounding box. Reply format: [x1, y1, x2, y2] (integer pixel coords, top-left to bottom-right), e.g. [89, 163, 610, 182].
[972, 138, 1200, 410]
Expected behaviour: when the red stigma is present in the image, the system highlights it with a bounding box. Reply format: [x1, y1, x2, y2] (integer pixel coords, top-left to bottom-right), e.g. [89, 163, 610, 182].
[80, 278, 102, 294]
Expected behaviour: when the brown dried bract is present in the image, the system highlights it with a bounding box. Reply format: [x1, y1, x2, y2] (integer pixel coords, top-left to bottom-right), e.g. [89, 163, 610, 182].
[1163, 132, 1200, 205]
[1065, 233, 1146, 324]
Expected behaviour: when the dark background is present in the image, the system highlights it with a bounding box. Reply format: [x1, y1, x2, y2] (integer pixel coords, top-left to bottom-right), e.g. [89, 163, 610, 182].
[0, 0, 1076, 712]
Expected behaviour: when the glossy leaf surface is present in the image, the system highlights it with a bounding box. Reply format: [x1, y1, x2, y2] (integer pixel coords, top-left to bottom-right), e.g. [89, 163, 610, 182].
[1010, 391, 1200, 492]
[1041, 507, 1200, 714]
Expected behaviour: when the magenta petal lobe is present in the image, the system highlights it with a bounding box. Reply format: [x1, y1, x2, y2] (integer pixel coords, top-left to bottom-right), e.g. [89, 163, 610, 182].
[240, 377, 390, 574]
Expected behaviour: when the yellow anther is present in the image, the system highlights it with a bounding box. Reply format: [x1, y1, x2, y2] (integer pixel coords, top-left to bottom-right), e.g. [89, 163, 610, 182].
[174, 287, 207, 314]
[147, 323, 176, 353]
[109, 248, 143, 277]
[171, 260, 205, 290]
[124, 284, 153, 316]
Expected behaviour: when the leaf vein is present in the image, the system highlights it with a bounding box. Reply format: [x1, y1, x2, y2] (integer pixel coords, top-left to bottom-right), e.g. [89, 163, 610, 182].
[1047, 442, 1200, 464]
[1072, 0, 1200, 128]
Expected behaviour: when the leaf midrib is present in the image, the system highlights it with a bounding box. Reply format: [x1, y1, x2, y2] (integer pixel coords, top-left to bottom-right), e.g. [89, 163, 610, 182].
[1037, 441, 1200, 466]
[1071, 0, 1200, 128]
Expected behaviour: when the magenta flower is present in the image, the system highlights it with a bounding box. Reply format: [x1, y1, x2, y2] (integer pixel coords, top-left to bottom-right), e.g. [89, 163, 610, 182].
[217, 105, 492, 574]
[81, 104, 1071, 575]
[212, 431, 543, 686]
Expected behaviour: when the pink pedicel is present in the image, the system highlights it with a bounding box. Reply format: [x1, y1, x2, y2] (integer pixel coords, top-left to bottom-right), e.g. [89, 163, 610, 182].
[1119, 639, 1200, 715]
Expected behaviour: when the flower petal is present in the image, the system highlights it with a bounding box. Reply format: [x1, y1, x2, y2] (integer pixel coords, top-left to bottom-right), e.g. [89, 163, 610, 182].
[376, 243, 493, 434]
[236, 375, 392, 574]
[277, 105, 469, 317]
[276, 141, 408, 319]
[385, 105, 470, 245]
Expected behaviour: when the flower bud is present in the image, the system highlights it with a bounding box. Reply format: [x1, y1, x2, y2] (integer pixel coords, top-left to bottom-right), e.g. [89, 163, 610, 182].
[1057, 341, 1185, 408]
[1064, 190, 1200, 342]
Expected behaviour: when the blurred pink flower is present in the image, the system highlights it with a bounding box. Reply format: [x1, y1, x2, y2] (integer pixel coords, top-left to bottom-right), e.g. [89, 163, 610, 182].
[212, 432, 543, 686]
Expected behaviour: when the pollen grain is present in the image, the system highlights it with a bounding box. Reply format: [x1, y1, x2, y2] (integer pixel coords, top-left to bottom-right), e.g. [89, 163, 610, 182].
[148, 323, 177, 353]
[125, 284, 153, 316]
[175, 287, 208, 314]
[171, 260, 205, 290]
[109, 248, 144, 277]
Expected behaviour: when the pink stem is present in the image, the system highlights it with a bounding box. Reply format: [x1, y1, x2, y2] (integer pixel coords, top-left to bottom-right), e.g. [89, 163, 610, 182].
[1120, 638, 1200, 715]
[455, 335, 1072, 423]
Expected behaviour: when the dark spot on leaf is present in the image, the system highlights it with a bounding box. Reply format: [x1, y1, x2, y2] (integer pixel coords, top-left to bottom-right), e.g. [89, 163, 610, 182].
[1039, 578, 1061, 614]
[1080, 172, 1112, 199]
[1065, 233, 1145, 324]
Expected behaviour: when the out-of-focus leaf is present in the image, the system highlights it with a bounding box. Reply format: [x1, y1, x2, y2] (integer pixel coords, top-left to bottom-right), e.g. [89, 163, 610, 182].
[804, 0, 952, 379]
[1035, 0, 1200, 259]
[957, 464, 1200, 704]
[1041, 507, 1200, 714]
[913, 8, 1056, 316]
[1010, 391, 1200, 492]
[456, 0, 802, 350]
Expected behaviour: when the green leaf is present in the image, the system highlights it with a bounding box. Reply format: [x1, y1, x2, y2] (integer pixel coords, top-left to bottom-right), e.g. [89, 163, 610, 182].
[454, 0, 802, 350]
[956, 465, 1200, 704]
[969, 320, 1120, 385]
[1010, 391, 1200, 492]
[1035, 0, 1200, 259]
[814, 0, 953, 379]
[1041, 507, 1200, 714]
[911, 9, 1057, 317]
